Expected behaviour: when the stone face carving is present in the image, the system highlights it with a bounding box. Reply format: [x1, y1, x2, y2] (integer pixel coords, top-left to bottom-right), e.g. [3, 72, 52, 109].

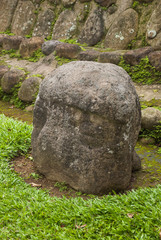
[32, 61, 141, 194]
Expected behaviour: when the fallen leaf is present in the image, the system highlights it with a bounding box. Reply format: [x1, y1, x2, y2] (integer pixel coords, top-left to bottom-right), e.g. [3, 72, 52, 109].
[30, 183, 42, 187]
[75, 224, 87, 229]
[127, 213, 134, 218]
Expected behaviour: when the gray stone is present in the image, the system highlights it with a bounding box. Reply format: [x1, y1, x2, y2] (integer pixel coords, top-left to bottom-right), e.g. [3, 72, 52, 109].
[3, 36, 23, 51]
[78, 8, 104, 46]
[32, 61, 141, 194]
[141, 107, 161, 129]
[124, 47, 154, 66]
[104, 9, 138, 49]
[132, 151, 141, 172]
[62, 0, 76, 7]
[11, 1, 36, 36]
[146, 2, 161, 48]
[55, 43, 81, 59]
[1, 69, 25, 93]
[42, 40, 61, 55]
[33, 6, 55, 38]
[0, 65, 9, 86]
[98, 50, 126, 65]
[0, 0, 18, 32]
[52, 10, 77, 40]
[148, 51, 161, 71]
[78, 50, 101, 61]
[18, 77, 42, 102]
[19, 37, 44, 58]
[94, 0, 116, 7]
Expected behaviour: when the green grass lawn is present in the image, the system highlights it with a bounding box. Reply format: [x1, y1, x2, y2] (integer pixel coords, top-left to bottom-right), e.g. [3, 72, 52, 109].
[1, 114, 161, 239]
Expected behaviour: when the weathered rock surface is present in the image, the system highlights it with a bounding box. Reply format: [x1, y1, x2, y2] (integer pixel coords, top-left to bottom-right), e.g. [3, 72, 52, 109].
[62, 0, 76, 7]
[18, 77, 42, 102]
[78, 8, 104, 46]
[33, 5, 55, 38]
[104, 9, 138, 49]
[42, 40, 61, 56]
[0, 0, 18, 32]
[52, 10, 77, 40]
[146, 2, 161, 48]
[11, 1, 36, 36]
[0, 65, 9, 85]
[124, 47, 154, 65]
[55, 43, 81, 59]
[98, 50, 126, 65]
[1, 69, 25, 93]
[32, 61, 141, 194]
[95, 0, 116, 7]
[78, 50, 101, 61]
[141, 107, 161, 129]
[19, 37, 44, 58]
[3, 36, 23, 51]
[148, 51, 161, 71]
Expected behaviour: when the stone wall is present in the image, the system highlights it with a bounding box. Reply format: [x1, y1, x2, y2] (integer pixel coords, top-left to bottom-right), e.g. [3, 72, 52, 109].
[0, 0, 161, 50]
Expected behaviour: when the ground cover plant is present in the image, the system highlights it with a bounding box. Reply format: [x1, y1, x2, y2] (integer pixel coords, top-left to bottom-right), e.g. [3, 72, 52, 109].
[1, 114, 161, 239]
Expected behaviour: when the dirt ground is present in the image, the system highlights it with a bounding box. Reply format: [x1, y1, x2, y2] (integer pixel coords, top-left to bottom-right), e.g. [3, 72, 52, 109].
[10, 151, 161, 198]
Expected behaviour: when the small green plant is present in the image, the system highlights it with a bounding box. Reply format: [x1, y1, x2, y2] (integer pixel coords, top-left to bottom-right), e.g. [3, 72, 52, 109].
[30, 172, 41, 180]
[119, 56, 161, 85]
[0, 49, 21, 59]
[55, 55, 76, 66]
[54, 182, 68, 192]
[139, 125, 161, 144]
[132, 1, 139, 9]
[26, 49, 45, 62]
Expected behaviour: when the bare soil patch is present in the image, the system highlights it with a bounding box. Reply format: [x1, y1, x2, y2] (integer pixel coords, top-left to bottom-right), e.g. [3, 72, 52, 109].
[11, 153, 161, 198]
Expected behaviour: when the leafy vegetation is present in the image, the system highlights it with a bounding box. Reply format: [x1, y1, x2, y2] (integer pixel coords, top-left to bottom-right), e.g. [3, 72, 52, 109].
[119, 56, 161, 85]
[0, 83, 29, 109]
[55, 55, 76, 66]
[139, 125, 161, 145]
[26, 49, 45, 62]
[1, 114, 161, 239]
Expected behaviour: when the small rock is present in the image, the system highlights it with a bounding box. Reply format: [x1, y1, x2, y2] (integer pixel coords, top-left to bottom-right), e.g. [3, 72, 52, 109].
[25, 105, 34, 112]
[19, 37, 44, 58]
[78, 50, 101, 61]
[148, 51, 161, 71]
[141, 107, 161, 129]
[3, 35, 23, 50]
[0, 65, 9, 86]
[42, 40, 61, 56]
[18, 77, 42, 102]
[124, 47, 154, 65]
[1, 69, 25, 93]
[55, 43, 81, 59]
[139, 137, 155, 145]
[98, 51, 125, 65]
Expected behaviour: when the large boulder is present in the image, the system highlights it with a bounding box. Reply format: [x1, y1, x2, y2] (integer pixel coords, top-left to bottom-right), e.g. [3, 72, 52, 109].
[141, 107, 161, 129]
[32, 61, 141, 195]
